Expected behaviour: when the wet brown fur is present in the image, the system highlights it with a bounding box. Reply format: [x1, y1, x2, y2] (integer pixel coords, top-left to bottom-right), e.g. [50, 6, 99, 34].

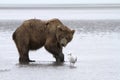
[13, 18, 75, 64]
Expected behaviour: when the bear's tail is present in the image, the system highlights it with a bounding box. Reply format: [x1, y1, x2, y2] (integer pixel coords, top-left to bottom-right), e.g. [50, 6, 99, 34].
[12, 31, 16, 40]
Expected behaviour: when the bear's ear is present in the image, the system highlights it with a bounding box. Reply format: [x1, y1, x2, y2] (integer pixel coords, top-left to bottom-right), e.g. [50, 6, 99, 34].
[57, 25, 63, 31]
[46, 22, 49, 26]
[71, 30, 75, 35]
[57, 25, 61, 28]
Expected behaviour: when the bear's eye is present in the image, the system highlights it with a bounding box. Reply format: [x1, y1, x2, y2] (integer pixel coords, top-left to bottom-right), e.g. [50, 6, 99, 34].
[59, 35, 64, 39]
[66, 36, 71, 42]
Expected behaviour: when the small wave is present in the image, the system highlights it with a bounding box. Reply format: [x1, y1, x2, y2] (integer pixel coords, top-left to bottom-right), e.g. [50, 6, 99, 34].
[0, 69, 10, 72]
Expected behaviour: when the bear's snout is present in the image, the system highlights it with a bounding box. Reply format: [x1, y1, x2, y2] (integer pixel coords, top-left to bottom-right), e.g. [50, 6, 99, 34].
[60, 38, 67, 47]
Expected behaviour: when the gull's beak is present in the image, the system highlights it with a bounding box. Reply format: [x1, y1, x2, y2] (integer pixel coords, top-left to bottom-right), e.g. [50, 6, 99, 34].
[68, 53, 72, 55]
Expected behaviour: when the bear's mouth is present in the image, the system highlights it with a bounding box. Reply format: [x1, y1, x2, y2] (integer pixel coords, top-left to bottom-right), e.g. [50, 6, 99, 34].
[61, 43, 66, 47]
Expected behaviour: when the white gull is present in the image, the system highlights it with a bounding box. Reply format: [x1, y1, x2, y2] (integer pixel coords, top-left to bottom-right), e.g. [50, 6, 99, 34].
[68, 53, 77, 66]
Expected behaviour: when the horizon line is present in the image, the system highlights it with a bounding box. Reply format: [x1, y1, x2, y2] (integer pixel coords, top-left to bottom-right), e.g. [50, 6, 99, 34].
[0, 4, 120, 9]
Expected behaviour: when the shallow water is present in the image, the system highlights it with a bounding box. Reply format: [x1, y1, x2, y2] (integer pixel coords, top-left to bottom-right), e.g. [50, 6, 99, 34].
[0, 20, 120, 80]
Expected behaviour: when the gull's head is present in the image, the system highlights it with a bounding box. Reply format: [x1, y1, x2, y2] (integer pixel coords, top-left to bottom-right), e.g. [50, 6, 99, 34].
[68, 53, 72, 56]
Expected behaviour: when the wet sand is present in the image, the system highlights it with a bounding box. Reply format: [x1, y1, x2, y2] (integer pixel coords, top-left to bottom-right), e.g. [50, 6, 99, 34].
[0, 20, 120, 80]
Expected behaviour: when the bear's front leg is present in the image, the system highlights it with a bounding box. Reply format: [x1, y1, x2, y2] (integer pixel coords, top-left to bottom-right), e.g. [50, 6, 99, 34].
[53, 53, 64, 63]
[44, 39, 64, 63]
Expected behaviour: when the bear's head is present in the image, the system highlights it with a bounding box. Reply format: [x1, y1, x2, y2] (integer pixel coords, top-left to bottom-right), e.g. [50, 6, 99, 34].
[56, 25, 75, 47]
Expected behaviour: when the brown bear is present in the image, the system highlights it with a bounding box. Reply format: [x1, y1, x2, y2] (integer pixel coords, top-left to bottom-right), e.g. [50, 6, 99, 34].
[12, 18, 75, 64]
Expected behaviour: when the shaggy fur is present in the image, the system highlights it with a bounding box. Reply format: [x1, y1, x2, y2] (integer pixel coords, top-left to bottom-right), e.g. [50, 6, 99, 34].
[13, 18, 75, 64]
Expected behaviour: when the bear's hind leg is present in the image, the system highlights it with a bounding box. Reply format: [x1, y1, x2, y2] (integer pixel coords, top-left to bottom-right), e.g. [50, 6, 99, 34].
[17, 44, 35, 64]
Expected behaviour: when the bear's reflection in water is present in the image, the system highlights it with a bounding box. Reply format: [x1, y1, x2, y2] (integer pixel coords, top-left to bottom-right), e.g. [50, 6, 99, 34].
[16, 61, 77, 69]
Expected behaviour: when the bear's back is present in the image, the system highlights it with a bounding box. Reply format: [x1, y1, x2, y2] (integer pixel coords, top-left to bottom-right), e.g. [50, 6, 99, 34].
[23, 19, 47, 33]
